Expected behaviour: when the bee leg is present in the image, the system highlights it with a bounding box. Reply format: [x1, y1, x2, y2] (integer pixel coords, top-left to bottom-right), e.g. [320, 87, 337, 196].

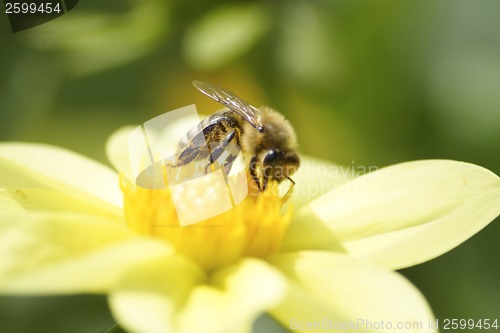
[249, 155, 262, 191]
[262, 176, 269, 192]
[223, 160, 234, 175]
[175, 147, 199, 167]
[175, 123, 219, 167]
[282, 176, 295, 203]
[205, 131, 237, 172]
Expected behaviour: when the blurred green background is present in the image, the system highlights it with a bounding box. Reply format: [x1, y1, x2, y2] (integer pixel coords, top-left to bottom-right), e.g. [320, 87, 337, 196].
[1, 0, 499, 332]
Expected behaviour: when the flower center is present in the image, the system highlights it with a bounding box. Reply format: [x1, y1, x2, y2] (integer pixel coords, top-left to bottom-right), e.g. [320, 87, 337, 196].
[121, 174, 292, 272]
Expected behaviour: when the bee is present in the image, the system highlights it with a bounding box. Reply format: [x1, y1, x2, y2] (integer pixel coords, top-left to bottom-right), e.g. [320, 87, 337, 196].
[172, 81, 300, 194]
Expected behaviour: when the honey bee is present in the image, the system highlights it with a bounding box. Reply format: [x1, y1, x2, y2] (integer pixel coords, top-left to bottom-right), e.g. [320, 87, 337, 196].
[173, 81, 300, 193]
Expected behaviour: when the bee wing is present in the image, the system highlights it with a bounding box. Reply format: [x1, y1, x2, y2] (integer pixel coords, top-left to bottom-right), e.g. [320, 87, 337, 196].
[193, 81, 263, 132]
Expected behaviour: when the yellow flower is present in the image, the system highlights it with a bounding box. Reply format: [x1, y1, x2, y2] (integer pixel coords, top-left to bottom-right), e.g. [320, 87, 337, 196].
[1, 126, 499, 333]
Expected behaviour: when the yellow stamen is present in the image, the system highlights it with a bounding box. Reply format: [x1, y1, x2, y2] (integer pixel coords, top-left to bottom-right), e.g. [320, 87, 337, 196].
[121, 174, 292, 272]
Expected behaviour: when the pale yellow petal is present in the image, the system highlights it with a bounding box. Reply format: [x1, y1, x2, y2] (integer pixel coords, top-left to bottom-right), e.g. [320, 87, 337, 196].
[109, 258, 285, 333]
[291, 155, 353, 207]
[307, 160, 500, 269]
[280, 206, 346, 254]
[269, 251, 436, 333]
[0, 211, 171, 294]
[178, 259, 285, 333]
[0, 156, 121, 218]
[109, 256, 204, 333]
[0, 143, 122, 208]
[343, 187, 500, 269]
[0, 187, 121, 219]
[105, 125, 136, 178]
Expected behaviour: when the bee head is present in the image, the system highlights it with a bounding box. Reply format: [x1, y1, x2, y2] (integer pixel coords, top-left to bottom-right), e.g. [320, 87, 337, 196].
[262, 149, 300, 183]
[241, 106, 300, 189]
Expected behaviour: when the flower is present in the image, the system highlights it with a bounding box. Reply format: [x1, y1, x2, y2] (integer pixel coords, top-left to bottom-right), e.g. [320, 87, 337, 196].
[0, 126, 499, 333]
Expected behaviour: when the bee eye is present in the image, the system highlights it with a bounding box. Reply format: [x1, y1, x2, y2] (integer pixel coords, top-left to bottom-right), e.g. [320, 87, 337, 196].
[263, 151, 279, 165]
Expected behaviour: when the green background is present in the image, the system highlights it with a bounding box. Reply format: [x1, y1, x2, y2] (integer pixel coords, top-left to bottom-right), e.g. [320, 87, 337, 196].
[1, 0, 499, 332]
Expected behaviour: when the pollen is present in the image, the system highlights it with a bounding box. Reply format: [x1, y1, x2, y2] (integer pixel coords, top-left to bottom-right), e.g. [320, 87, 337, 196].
[120, 173, 292, 272]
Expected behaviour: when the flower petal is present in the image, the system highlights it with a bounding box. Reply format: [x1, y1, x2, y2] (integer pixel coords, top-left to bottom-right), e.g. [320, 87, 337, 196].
[280, 206, 346, 254]
[342, 187, 500, 269]
[0, 211, 171, 294]
[109, 256, 203, 333]
[269, 251, 436, 333]
[291, 156, 353, 207]
[178, 259, 285, 333]
[105, 125, 136, 178]
[0, 143, 122, 208]
[110, 258, 286, 333]
[307, 160, 500, 269]
[0, 187, 121, 218]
